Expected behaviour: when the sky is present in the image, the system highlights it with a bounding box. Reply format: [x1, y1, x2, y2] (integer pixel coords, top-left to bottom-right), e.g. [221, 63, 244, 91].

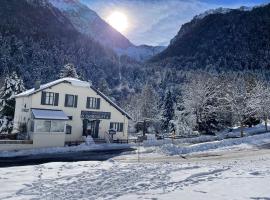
[81, 0, 270, 46]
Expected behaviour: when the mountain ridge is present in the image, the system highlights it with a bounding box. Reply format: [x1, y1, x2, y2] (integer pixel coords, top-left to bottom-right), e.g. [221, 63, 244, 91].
[151, 3, 270, 71]
[48, 0, 165, 62]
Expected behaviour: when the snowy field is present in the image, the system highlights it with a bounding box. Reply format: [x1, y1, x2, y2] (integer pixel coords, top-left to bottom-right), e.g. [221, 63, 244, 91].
[1, 137, 270, 200]
[1, 127, 270, 200]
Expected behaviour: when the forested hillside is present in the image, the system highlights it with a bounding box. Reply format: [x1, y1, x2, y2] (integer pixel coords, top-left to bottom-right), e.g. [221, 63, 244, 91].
[0, 0, 119, 89]
[151, 4, 270, 71]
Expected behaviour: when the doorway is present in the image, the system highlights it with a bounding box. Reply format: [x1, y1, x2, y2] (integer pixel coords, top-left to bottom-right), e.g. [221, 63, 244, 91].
[83, 119, 100, 138]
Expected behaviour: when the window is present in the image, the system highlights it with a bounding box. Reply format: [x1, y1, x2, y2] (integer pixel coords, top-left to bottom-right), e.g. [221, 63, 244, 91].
[66, 124, 72, 134]
[51, 121, 65, 132]
[41, 91, 59, 106]
[36, 120, 51, 132]
[86, 97, 100, 109]
[65, 94, 78, 107]
[110, 122, 124, 132]
[35, 120, 65, 133]
[30, 120, 35, 132]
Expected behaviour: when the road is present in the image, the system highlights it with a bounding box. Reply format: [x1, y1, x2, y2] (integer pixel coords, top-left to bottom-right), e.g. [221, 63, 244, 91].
[0, 148, 135, 168]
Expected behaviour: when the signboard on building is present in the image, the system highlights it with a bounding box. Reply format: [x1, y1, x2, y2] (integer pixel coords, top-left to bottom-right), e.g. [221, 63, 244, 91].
[81, 111, 111, 120]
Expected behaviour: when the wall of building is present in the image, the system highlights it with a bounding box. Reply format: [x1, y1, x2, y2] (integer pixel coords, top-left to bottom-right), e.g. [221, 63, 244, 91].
[32, 132, 65, 148]
[13, 96, 32, 134]
[16, 82, 129, 143]
[0, 143, 33, 151]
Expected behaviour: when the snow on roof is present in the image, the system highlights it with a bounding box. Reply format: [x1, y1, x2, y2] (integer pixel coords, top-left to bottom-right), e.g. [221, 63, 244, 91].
[90, 86, 132, 120]
[32, 109, 69, 120]
[14, 78, 90, 98]
[14, 78, 132, 120]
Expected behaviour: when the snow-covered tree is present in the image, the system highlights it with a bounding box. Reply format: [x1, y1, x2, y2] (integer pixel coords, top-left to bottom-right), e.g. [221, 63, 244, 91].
[161, 90, 175, 131]
[59, 63, 79, 79]
[0, 72, 25, 117]
[180, 73, 222, 134]
[123, 93, 142, 122]
[248, 79, 270, 131]
[226, 74, 255, 137]
[140, 84, 159, 120]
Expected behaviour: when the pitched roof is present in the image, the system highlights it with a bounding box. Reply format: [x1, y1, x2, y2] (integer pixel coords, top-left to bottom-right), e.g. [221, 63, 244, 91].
[14, 78, 132, 120]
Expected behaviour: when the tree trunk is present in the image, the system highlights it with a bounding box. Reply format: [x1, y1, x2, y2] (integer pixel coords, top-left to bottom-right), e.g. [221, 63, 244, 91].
[264, 115, 268, 132]
[240, 122, 244, 137]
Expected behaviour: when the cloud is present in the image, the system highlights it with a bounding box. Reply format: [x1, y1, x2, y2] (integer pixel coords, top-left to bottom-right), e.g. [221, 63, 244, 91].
[81, 0, 268, 46]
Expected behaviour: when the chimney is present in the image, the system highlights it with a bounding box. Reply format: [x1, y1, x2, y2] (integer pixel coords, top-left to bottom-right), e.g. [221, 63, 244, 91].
[34, 80, 41, 90]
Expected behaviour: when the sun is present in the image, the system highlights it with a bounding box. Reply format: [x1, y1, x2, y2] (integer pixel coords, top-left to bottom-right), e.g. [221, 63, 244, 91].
[107, 11, 128, 33]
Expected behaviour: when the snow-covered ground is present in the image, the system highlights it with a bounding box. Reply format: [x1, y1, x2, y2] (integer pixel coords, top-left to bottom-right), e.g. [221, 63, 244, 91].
[0, 145, 270, 200]
[1, 127, 270, 200]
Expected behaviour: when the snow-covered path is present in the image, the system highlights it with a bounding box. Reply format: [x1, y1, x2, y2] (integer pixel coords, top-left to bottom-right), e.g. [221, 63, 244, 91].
[1, 146, 270, 200]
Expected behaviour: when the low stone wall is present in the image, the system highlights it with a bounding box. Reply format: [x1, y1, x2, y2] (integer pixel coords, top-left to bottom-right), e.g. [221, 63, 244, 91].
[0, 140, 33, 151]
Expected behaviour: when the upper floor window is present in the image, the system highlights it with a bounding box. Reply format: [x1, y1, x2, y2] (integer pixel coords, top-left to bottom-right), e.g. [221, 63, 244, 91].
[65, 94, 78, 108]
[86, 97, 100, 109]
[110, 122, 124, 132]
[41, 91, 59, 106]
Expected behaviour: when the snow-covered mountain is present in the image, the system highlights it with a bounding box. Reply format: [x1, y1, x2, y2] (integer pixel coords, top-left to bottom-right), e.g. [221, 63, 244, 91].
[193, 5, 262, 20]
[48, 0, 165, 61]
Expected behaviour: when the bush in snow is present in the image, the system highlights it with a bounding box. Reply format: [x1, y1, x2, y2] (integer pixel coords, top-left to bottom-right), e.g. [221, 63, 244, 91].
[0, 116, 13, 134]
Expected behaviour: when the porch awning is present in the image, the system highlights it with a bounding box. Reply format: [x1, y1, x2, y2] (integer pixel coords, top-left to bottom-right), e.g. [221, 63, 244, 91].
[31, 109, 69, 120]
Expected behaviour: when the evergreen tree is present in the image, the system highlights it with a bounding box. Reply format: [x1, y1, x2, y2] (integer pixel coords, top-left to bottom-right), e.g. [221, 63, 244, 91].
[161, 90, 175, 131]
[59, 63, 79, 79]
[0, 72, 25, 117]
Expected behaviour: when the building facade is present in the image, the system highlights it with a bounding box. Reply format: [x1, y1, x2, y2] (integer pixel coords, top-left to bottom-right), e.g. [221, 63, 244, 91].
[13, 78, 131, 148]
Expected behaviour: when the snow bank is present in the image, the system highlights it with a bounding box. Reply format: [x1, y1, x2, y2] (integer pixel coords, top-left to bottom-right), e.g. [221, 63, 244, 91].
[159, 132, 270, 155]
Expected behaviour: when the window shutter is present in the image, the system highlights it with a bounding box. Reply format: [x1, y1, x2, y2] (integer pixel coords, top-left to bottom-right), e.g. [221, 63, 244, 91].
[64, 94, 68, 107]
[120, 123, 124, 132]
[54, 93, 59, 106]
[41, 91, 46, 105]
[97, 98, 100, 109]
[86, 97, 90, 108]
[74, 95, 78, 108]
[110, 122, 113, 129]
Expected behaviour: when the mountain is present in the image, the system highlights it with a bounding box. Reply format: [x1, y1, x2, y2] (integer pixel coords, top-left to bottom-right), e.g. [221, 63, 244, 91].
[48, 0, 165, 61]
[151, 4, 270, 71]
[0, 0, 120, 88]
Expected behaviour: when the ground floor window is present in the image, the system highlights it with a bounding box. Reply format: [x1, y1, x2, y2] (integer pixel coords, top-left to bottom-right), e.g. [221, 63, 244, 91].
[66, 124, 72, 134]
[110, 122, 124, 132]
[34, 120, 65, 133]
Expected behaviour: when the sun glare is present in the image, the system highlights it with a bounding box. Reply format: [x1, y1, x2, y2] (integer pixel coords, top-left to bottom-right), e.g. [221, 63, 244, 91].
[107, 11, 128, 33]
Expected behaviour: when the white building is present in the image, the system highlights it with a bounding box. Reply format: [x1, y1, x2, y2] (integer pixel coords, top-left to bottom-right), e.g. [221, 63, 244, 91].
[12, 78, 132, 148]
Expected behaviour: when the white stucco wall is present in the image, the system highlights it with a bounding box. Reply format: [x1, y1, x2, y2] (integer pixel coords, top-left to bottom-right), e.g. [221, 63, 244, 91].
[32, 132, 65, 148]
[13, 96, 32, 134]
[14, 81, 129, 144]
[0, 144, 33, 151]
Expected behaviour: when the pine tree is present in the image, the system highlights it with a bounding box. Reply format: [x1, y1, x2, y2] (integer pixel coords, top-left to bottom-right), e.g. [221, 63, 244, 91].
[0, 72, 25, 117]
[161, 90, 175, 131]
[59, 63, 79, 79]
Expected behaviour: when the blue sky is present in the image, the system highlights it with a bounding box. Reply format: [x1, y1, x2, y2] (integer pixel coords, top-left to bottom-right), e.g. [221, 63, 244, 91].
[81, 0, 269, 46]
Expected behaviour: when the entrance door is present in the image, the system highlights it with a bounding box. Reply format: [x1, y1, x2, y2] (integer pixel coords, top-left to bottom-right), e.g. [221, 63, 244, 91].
[87, 120, 100, 138]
